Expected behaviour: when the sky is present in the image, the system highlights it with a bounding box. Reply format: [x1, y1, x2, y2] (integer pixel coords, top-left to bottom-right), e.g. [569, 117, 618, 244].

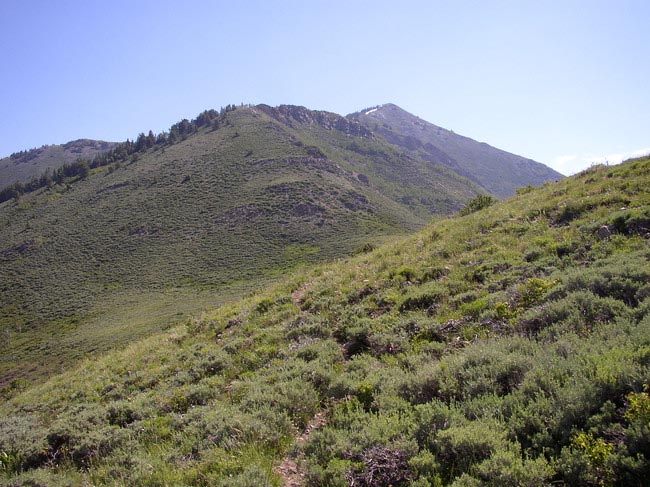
[0, 0, 648, 175]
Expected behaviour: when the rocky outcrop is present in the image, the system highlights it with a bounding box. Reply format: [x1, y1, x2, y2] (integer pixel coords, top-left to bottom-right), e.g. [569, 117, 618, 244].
[257, 104, 372, 138]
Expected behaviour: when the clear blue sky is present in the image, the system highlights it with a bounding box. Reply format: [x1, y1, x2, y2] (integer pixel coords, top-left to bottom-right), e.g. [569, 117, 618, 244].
[1, 0, 648, 175]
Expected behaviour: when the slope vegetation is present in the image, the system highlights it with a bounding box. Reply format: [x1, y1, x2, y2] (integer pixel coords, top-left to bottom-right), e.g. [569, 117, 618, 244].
[0, 105, 482, 386]
[1, 157, 648, 486]
[351, 104, 563, 197]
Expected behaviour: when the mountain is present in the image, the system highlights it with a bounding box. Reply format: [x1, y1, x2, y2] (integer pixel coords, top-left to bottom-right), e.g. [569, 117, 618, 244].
[0, 139, 117, 187]
[1, 157, 647, 486]
[0, 103, 562, 388]
[350, 103, 563, 197]
[0, 104, 482, 386]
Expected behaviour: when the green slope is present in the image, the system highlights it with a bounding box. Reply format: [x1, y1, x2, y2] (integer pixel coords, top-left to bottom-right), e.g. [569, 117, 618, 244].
[350, 103, 564, 197]
[0, 105, 482, 386]
[1, 157, 648, 486]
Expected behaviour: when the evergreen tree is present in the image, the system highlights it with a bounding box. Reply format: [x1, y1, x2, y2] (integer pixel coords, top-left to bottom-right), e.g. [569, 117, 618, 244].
[146, 130, 156, 148]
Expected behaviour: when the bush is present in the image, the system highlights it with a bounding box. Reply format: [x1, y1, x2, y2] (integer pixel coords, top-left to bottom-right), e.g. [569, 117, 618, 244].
[560, 257, 650, 307]
[469, 449, 553, 486]
[347, 445, 414, 486]
[433, 420, 511, 482]
[459, 195, 497, 216]
[518, 290, 629, 336]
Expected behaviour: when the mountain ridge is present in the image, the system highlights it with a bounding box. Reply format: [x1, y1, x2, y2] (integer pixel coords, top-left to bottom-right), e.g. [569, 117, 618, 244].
[0, 103, 561, 201]
[349, 103, 563, 197]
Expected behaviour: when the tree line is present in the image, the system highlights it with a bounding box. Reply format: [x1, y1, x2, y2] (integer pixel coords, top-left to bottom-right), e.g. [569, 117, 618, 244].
[0, 105, 241, 204]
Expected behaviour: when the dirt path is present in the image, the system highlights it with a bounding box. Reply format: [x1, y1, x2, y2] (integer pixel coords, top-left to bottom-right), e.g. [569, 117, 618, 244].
[278, 281, 324, 486]
[275, 410, 328, 487]
[291, 284, 310, 310]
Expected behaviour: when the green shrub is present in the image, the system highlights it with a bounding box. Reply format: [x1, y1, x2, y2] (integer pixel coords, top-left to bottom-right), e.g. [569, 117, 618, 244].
[212, 464, 276, 487]
[518, 290, 629, 336]
[391, 265, 418, 282]
[399, 292, 440, 313]
[433, 420, 511, 482]
[469, 449, 553, 486]
[516, 277, 557, 309]
[557, 432, 615, 486]
[459, 296, 490, 319]
[554, 201, 593, 225]
[307, 457, 355, 487]
[459, 195, 496, 216]
[625, 389, 650, 426]
[107, 401, 141, 427]
[560, 257, 650, 307]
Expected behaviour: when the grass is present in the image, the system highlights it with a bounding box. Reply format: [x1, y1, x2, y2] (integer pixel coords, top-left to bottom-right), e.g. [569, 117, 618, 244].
[0, 156, 648, 486]
[0, 283, 262, 385]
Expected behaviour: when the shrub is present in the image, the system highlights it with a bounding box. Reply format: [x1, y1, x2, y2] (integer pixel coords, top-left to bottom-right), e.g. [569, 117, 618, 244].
[561, 258, 650, 307]
[307, 458, 355, 487]
[625, 390, 650, 425]
[0, 415, 48, 473]
[459, 296, 490, 319]
[459, 195, 496, 216]
[469, 449, 553, 486]
[518, 291, 629, 336]
[107, 401, 141, 427]
[399, 292, 440, 313]
[433, 420, 512, 482]
[557, 432, 615, 486]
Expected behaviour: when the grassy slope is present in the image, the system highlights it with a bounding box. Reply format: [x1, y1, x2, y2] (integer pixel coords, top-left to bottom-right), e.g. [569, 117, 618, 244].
[0, 106, 481, 387]
[0, 140, 116, 187]
[1, 157, 648, 486]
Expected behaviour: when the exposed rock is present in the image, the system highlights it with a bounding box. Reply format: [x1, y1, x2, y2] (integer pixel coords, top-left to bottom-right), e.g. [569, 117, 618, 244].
[597, 225, 613, 240]
[356, 173, 370, 185]
[257, 104, 373, 138]
[291, 203, 325, 217]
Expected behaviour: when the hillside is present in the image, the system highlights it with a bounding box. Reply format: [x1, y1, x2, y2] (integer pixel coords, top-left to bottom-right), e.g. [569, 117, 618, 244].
[0, 139, 117, 187]
[0, 105, 484, 386]
[1, 157, 648, 486]
[350, 104, 563, 197]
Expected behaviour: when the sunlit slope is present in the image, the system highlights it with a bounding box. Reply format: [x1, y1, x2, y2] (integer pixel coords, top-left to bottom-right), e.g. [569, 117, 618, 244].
[1, 157, 648, 486]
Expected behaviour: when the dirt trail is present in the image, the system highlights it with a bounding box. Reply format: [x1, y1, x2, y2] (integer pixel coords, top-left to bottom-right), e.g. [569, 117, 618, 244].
[277, 281, 325, 486]
[291, 284, 310, 309]
[276, 411, 328, 487]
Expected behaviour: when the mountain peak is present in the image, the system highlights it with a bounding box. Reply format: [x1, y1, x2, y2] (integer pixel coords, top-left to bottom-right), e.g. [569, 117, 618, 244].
[350, 103, 562, 197]
[352, 103, 418, 117]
